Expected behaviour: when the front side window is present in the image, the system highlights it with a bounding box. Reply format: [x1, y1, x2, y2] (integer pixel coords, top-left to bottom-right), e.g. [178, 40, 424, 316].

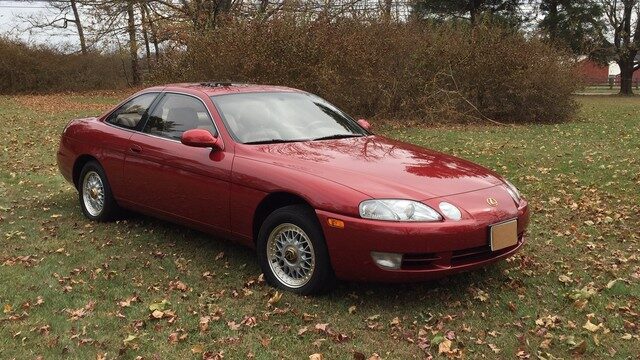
[106, 93, 157, 129]
[144, 93, 216, 140]
[211, 92, 368, 144]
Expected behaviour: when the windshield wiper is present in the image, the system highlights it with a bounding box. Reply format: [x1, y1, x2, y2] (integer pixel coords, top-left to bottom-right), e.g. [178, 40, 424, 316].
[312, 134, 364, 141]
[244, 138, 309, 145]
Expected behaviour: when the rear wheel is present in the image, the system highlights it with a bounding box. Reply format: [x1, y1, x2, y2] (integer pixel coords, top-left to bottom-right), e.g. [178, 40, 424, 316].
[257, 205, 334, 295]
[78, 161, 120, 221]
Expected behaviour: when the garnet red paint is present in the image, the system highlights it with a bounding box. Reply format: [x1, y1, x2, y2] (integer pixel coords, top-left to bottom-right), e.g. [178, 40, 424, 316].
[57, 83, 529, 283]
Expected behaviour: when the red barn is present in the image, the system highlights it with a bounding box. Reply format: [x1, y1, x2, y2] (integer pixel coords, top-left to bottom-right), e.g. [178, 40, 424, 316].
[577, 58, 609, 85]
[577, 57, 640, 86]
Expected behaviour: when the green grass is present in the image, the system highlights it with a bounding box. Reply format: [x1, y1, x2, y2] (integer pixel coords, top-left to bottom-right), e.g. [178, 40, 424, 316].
[1, 93, 639, 359]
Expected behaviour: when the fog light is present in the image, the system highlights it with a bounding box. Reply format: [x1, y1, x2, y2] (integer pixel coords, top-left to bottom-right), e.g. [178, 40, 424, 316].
[371, 251, 402, 270]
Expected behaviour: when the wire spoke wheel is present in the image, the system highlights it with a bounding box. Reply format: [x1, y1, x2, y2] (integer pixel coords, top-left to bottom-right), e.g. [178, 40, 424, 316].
[266, 223, 315, 288]
[82, 171, 105, 217]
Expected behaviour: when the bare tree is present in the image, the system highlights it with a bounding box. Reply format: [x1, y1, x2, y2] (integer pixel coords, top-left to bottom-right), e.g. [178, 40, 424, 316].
[601, 0, 640, 95]
[151, 0, 236, 30]
[19, 0, 88, 54]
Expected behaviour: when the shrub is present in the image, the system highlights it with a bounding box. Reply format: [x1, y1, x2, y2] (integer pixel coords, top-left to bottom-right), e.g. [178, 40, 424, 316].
[151, 19, 579, 123]
[0, 38, 128, 94]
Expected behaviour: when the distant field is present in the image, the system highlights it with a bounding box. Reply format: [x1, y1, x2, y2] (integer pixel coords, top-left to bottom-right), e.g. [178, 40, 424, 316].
[0, 94, 638, 359]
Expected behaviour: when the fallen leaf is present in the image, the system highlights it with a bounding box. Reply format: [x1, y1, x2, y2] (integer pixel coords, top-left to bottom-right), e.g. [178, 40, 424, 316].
[148, 299, 171, 312]
[472, 288, 489, 302]
[123, 334, 137, 344]
[168, 332, 179, 344]
[438, 339, 452, 354]
[192, 344, 204, 354]
[431, 334, 444, 347]
[240, 315, 257, 327]
[558, 274, 573, 284]
[312, 338, 326, 347]
[267, 291, 282, 306]
[298, 326, 309, 336]
[260, 335, 271, 347]
[200, 316, 211, 332]
[583, 319, 602, 332]
[572, 340, 587, 354]
[389, 317, 401, 327]
[606, 278, 622, 289]
[445, 330, 456, 340]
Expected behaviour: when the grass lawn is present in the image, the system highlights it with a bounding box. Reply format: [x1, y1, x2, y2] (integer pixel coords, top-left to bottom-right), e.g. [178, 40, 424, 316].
[0, 93, 638, 359]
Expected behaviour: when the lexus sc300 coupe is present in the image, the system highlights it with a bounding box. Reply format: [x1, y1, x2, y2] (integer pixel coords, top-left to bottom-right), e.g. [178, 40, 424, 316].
[57, 83, 529, 294]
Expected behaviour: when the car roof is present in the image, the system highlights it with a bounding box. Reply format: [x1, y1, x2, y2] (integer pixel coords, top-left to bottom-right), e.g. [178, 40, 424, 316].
[161, 82, 303, 97]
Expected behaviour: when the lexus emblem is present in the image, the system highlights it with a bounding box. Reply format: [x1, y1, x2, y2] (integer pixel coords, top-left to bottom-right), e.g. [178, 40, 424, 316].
[486, 197, 498, 207]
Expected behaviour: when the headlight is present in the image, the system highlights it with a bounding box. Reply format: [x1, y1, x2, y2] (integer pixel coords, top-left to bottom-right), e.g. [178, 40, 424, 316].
[359, 199, 442, 222]
[439, 202, 462, 221]
[504, 179, 522, 204]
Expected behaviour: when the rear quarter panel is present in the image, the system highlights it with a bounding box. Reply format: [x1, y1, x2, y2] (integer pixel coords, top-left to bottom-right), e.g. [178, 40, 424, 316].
[59, 118, 132, 198]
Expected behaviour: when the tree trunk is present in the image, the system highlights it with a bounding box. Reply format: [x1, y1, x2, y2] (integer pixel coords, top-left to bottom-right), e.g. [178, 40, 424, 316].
[382, 0, 393, 21]
[139, 4, 152, 70]
[141, 3, 160, 61]
[547, 0, 558, 42]
[469, 0, 483, 24]
[259, 0, 268, 13]
[618, 59, 635, 95]
[70, 0, 87, 54]
[127, 1, 141, 85]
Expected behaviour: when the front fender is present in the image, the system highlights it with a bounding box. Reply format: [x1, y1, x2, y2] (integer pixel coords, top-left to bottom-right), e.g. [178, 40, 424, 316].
[229, 155, 371, 241]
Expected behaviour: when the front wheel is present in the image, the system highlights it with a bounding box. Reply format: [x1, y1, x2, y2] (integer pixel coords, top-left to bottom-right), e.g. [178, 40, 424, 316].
[257, 205, 334, 295]
[78, 161, 121, 221]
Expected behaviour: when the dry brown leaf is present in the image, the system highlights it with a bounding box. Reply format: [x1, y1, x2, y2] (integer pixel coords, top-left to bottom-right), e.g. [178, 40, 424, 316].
[200, 316, 211, 333]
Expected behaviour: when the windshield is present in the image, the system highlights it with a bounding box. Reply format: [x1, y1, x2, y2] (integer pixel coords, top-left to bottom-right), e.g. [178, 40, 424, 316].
[211, 92, 368, 144]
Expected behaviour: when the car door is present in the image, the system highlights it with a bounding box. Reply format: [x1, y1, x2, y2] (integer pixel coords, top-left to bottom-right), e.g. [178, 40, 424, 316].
[122, 92, 233, 234]
[100, 92, 159, 198]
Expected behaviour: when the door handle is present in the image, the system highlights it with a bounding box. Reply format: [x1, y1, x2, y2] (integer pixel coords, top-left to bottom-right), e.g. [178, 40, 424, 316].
[130, 144, 142, 153]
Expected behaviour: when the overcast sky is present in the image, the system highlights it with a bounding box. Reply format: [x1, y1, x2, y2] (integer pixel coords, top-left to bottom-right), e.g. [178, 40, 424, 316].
[0, 0, 78, 48]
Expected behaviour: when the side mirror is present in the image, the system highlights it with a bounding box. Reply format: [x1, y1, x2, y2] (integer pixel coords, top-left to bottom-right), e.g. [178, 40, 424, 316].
[357, 118, 372, 131]
[181, 129, 222, 150]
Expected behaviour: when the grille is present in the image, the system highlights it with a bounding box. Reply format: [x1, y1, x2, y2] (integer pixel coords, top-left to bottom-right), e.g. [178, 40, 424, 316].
[400, 233, 522, 270]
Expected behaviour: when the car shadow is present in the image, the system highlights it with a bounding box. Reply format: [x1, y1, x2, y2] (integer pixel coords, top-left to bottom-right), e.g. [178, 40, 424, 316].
[50, 191, 511, 308]
[121, 213, 509, 309]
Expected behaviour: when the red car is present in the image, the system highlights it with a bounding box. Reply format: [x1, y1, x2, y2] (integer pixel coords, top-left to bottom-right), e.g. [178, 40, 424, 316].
[57, 83, 529, 294]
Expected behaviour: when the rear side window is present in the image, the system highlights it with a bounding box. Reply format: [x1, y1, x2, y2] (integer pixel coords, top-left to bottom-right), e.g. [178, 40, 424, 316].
[143, 93, 216, 140]
[106, 93, 157, 129]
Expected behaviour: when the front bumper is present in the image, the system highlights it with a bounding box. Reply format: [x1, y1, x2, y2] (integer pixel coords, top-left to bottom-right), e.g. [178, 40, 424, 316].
[316, 201, 529, 282]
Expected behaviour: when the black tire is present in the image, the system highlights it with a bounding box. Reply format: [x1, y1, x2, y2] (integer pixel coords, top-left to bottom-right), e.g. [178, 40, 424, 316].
[78, 160, 121, 222]
[257, 204, 335, 295]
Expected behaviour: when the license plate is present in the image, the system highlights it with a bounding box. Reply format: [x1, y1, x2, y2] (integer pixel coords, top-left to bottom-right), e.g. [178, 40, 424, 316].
[490, 219, 518, 251]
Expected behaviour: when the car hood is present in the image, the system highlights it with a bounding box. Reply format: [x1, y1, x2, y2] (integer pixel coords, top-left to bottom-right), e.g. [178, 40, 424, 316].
[239, 135, 504, 200]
